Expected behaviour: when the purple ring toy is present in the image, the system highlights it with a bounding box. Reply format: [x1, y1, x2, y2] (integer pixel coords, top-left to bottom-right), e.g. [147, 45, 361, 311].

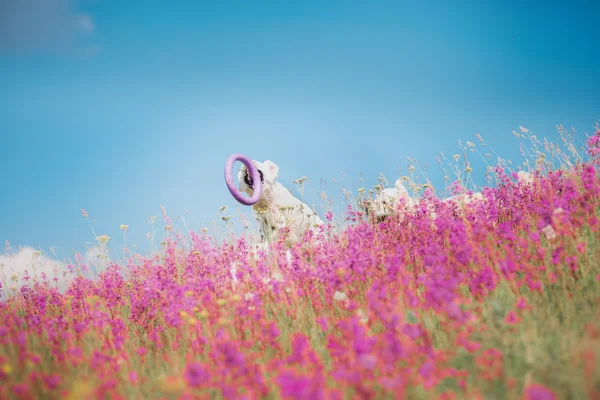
[224, 153, 262, 206]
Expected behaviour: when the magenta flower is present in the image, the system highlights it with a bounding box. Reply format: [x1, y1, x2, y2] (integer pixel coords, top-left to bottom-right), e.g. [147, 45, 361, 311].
[184, 362, 210, 388]
[524, 384, 557, 400]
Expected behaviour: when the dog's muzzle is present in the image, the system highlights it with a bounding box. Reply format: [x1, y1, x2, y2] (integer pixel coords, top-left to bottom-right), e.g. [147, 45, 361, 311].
[244, 168, 264, 189]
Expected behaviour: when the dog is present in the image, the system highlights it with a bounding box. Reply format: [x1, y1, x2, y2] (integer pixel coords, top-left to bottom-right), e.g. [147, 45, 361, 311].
[361, 178, 416, 223]
[237, 159, 324, 246]
[229, 159, 324, 287]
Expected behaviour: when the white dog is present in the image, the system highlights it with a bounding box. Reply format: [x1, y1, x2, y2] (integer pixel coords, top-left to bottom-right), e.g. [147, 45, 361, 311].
[238, 159, 324, 246]
[361, 178, 416, 222]
[229, 159, 324, 287]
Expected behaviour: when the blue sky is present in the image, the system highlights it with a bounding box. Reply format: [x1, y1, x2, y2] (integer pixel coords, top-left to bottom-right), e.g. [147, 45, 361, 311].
[1, 0, 598, 262]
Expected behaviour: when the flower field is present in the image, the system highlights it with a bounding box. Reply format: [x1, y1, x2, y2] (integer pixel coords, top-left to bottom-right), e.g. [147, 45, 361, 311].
[2, 129, 600, 399]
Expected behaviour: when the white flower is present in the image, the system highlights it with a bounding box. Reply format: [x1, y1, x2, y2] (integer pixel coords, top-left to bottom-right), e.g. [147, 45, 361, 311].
[272, 272, 284, 282]
[95, 235, 111, 246]
[542, 225, 557, 241]
[333, 291, 348, 301]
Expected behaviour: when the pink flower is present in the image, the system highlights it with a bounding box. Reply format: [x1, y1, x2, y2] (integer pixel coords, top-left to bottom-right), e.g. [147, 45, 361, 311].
[136, 347, 148, 357]
[516, 297, 529, 310]
[505, 311, 519, 325]
[316, 317, 329, 332]
[325, 211, 334, 222]
[129, 371, 138, 385]
[184, 362, 210, 388]
[524, 384, 556, 400]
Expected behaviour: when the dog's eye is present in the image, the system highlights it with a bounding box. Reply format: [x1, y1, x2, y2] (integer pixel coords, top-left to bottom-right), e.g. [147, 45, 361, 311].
[244, 169, 265, 188]
[243, 170, 254, 188]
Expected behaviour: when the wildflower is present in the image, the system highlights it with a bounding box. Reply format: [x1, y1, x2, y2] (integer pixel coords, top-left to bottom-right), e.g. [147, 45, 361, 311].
[129, 371, 138, 385]
[184, 290, 194, 298]
[201, 228, 208, 233]
[159, 376, 185, 394]
[516, 297, 530, 310]
[408, 166, 415, 172]
[184, 362, 210, 388]
[80, 208, 88, 218]
[219, 206, 228, 212]
[66, 382, 93, 400]
[524, 384, 556, 400]
[244, 292, 255, 301]
[1, 363, 12, 375]
[120, 224, 129, 231]
[453, 154, 461, 161]
[316, 317, 329, 332]
[519, 125, 529, 133]
[96, 235, 111, 245]
[542, 225, 557, 241]
[504, 311, 520, 325]
[136, 347, 148, 357]
[216, 299, 227, 306]
[357, 309, 369, 324]
[333, 291, 347, 301]
[198, 310, 209, 319]
[325, 211, 334, 222]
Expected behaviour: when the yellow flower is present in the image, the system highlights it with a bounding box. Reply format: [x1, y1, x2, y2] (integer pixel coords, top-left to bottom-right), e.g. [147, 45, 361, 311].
[216, 299, 227, 306]
[1, 363, 12, 375]
[95, 235, 111, 245]
[159, 376, 185, 394]
[198, 310, 209, 319]
[120, 224, 129, 231]
[184, 290, 194, 298]
[231, 294, 242, 302]
[180, 311, 188, 318]
[66, 382, 93, 400]
[187, 317, 198, 326]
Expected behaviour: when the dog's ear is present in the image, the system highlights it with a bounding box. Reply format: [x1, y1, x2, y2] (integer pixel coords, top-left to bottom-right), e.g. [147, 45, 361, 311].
[262, 160, 279, 181]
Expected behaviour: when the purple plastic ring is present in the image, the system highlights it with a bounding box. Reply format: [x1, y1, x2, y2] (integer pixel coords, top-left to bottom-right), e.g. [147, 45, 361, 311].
[224, 153, 262, 206]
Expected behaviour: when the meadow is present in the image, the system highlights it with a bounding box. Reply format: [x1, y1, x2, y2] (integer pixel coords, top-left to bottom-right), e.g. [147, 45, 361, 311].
[1, 126, 600, 399]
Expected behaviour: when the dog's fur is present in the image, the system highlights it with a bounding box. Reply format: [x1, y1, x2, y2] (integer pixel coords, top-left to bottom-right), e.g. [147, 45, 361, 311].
[238, 159, 324, 247]
[229, 159, 323, 287]
[361, 179, 416, 223]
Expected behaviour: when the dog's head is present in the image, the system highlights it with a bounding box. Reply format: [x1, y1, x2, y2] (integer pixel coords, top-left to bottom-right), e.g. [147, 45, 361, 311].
[238, 159, 280, 198]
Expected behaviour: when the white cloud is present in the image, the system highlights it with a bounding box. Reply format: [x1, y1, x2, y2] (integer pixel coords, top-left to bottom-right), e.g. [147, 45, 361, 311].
[0, 0, 97, 54]
[0, 246, 78, 299]
[83, 246, 110, 271]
